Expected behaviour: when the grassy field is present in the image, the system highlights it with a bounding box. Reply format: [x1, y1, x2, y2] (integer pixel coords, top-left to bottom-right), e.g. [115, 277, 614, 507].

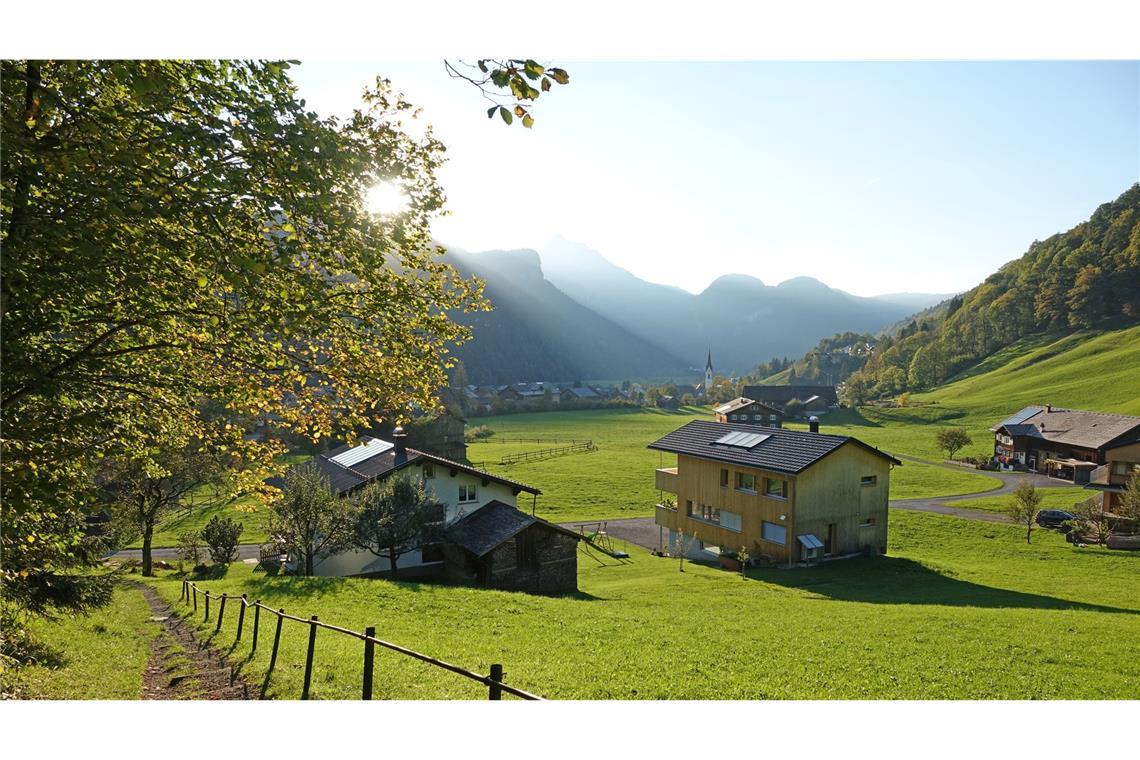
[141, 509, 1140, 700]
[465, 408, 1001, 523]
[0, 584, 159, 699]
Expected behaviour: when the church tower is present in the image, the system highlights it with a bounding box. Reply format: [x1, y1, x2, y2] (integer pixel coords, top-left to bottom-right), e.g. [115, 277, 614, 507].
[704, 349, 714, 394]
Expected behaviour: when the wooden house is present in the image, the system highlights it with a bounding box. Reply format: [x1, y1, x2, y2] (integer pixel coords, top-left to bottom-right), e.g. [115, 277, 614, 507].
[1085, 440, 1140, 519]
[991, 405, 1140, 484]
[649, 420, 899, 566]
[714, 397, 783, 427]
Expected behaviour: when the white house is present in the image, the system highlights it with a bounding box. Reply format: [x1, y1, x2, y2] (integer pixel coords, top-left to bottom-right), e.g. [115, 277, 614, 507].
[307, 428, 541, 577]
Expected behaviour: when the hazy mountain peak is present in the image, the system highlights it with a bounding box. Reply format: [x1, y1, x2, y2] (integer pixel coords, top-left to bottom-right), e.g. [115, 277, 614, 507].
[702, 273, 767, 294]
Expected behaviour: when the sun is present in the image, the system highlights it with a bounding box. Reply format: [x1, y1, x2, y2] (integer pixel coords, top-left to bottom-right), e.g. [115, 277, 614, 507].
[365, 182, 409, 215]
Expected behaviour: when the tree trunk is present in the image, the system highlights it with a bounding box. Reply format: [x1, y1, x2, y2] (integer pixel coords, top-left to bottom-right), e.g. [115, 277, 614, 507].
[141, 522, 154, 577]
[305, 551, 313, 577]
[1026, 522, 1032, 544]
[389, 547, 399, 580]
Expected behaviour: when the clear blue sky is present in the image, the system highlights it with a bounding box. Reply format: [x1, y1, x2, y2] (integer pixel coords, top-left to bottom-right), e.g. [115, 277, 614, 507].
[291, 61, 1139, 297]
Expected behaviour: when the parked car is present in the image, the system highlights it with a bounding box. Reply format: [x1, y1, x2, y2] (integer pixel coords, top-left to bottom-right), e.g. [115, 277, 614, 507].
[1036, 509, 1078, 530]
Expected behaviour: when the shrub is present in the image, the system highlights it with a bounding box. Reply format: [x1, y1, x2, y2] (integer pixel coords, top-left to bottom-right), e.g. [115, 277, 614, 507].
[464, 424, 495, 443]
[176, 531, 203, 571]
[201, 516, 243, 564]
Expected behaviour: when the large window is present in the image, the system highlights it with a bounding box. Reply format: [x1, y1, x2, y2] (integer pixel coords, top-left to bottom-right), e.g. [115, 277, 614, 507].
[761, 521, 787, 545]
[720, 510, 742, 532]
[720, 468, 729, 487]
[764, 478, 788, 499]
[735, 472, 757, 492]
[691, 503, 720, 523]
[458, 483, 478, 503]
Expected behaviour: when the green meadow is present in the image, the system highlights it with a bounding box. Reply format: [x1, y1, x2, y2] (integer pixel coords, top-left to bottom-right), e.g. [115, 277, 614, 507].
[138, 508, 1140, 700]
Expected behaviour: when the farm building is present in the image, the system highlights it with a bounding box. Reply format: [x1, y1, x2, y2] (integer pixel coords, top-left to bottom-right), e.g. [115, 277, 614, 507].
[303, 429, 551, 580]
[714, 397, 783, 427]
[991, 405, 1140, 483]
[443, 500, 580, 594]
[1087, 440, 1140, 522]
[741, 384, 838, 412]
[649, 419, 900, 566]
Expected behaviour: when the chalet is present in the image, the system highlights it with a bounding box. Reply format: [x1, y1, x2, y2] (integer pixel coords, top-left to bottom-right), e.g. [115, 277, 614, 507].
[990, 405, 1140, 484]
[741, 384, 838, 412]
[1086, 441, 1140, 520]
[649, 419, 900, 566]
[714, 397, 783, 428]
[305, 429, 548, 579]
[561, 385, 600, 402]
[443, 501, 580, 594]
[498, 382, 547, 401]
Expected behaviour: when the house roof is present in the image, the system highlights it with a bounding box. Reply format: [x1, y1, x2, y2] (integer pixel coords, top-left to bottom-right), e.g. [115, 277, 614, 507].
[715, 397, 782, 416]
[648, 420, 901, 474]
[741, 385, 839, 405]
[563, 386, 599, 398]
[444, 500, 580, 558]
[309, 437, 541, 497]
[992, 407, 1140, 450]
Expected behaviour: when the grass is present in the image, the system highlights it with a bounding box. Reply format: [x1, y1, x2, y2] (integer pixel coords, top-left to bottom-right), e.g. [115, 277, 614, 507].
[141, 509, 1140, 700]
[1, 583, 159, 699]
[947, 486, 1091, 514]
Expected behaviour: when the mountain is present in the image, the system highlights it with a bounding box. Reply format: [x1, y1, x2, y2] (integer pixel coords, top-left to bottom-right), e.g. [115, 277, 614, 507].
[538, 237, 948, 375]
[444, 248, 689, 385]
[843, 183, 1140, 402]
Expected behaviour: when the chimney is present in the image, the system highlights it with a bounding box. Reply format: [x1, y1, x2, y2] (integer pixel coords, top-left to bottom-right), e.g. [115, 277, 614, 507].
[1046, 404, 1052, 413]
[808, 416, 820, 434]
[393, 426, 407, 464]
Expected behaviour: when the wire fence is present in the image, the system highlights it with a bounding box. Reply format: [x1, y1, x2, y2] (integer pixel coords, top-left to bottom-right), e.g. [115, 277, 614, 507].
[180, 579, 542, 701]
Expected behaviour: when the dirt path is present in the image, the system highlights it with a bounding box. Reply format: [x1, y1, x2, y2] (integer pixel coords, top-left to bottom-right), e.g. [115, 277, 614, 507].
[134, 583, 252, 700]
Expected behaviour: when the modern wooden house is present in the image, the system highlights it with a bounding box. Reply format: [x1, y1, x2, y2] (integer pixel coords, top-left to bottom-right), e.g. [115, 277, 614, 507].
[990, 405, 1140, 484]
[305, 429, 544, 578]
[714, 397, 783, 427]
[1086, 440, 1140, 518]
[649, 420, 900, 565]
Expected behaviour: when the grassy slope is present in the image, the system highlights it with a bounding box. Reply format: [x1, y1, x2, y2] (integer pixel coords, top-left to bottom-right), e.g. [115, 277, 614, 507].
[1, 584, 158, 699]
[948, 486, 1090, 514]
[144, 509, 1140, 700]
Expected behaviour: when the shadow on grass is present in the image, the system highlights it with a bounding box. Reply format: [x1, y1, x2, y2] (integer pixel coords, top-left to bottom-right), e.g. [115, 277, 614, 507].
[750, 555, 1139, 615]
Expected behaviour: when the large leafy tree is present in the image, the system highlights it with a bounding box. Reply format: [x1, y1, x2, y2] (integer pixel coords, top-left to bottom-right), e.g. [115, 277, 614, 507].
[1, 60, 486, 620]
[269, 462, 356, 577]
[352, 472, 442, 579]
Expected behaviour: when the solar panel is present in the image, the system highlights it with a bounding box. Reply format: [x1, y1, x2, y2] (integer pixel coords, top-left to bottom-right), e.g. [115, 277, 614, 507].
[329, 437, 394, 468]
[712, 431, 771, 449]
[1000, 406, 1044, 427]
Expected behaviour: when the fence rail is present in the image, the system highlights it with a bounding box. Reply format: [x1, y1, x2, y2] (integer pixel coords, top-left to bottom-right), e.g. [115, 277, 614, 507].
[498, 441, 595, 466]
[471, 436, 593, 445]
[180, 579, 542, 701]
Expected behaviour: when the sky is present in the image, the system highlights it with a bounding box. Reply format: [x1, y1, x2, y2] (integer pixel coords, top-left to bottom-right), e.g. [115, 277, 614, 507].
[290, 61, 1139, 297]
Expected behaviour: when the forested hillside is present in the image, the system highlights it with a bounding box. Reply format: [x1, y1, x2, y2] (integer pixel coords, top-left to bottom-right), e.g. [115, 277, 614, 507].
[840, 184, 1140, 403]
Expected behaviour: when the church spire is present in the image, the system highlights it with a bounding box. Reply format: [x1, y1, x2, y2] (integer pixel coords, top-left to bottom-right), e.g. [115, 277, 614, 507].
[706, 350, 713, 372]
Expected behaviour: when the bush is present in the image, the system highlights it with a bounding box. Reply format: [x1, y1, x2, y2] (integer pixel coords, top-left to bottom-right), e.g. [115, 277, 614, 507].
[201, 516, 243, 564]
[464, 424, 495, 443]
[176, 531, 203, 571]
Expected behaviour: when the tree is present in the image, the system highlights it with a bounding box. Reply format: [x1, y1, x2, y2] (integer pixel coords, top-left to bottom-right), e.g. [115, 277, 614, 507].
[1008, 480, 1043, 544]
[100, 437, 229, 576]
[270, 462, 356, 576]
[201, 516, 243, 565]
[351, 473, 441, 579]
[839, 375, 871, 407]
[1118, 470, 1140, 531]
[444, 59, 570, 128]
[2, 60, 485, 622]
[935, 428, 973, 460]
[1068, 496, 1110, 545]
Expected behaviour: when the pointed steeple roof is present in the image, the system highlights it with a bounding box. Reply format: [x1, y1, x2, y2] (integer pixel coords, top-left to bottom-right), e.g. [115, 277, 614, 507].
[705, 349, 713, 372]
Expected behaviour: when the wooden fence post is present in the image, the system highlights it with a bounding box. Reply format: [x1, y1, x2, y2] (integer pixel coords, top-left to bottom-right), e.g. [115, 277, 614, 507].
[268, 609, 284, 674]
[488, 663, 503, 700]
[204, 590, 210, 622]
[215, 593, 227, 634]
[181, 580, 186, 603]
[192, 585, 197, 612]
[302, 615, 318, 700]
[236, 594, 247, 641]
[362, 626, 375, 701]
[251, 601, 261, 653]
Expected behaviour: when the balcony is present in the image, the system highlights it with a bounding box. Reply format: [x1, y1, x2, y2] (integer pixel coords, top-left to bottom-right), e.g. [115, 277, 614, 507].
[655, 467, 678, 493]
[1087, 464, 1128, 491]
[655, 502, 678, 529]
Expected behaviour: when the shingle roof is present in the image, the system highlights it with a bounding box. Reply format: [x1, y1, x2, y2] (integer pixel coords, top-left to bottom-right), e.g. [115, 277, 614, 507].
[445, 500, 580, 557]
[648, 420, 900, 474]
[741, 385, 838, 404]
[714, 397, 782, 415]
[307, 438, 540, 496]
[994, 407, 1140, 450]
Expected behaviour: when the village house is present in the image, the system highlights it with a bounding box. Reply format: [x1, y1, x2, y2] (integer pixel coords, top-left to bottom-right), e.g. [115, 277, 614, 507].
[990, 405, 1140, 484]
[741, 384, 838, 413]
[649, 419, 900, 566]
[714, 397, 783, 428]
[561, 385, 601, 402]
[301, 429, 578, 593]
[1086, 440, 1140, 520]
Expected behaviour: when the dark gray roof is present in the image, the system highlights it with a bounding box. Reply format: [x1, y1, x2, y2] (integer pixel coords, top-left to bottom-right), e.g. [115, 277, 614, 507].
[307, 438, 540, 497]
[648, 420, 900, 474]
[992, 406, 1140, 449]
[445, 501, 580, 557]
[741, 385, 839, 404]
[715, 397, 782, 415]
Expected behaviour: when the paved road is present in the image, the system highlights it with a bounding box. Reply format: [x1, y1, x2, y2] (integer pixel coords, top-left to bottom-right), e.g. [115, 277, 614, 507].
[107, 544, 262, 562]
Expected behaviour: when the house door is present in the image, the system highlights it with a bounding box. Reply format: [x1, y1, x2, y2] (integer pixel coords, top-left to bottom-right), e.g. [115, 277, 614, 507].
[825, 523, 837, 555]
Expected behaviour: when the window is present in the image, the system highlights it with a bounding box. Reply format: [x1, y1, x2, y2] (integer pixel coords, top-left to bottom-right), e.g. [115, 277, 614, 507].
[761, 521, 787, 545]
[859, 516, 877, 528]
[861, 475, 877, 487]
[735, 472, 757, 492]
[764, 478, 788, 499]
[720, 510, 742, 532]
[421, 543, 444, 562]
[753, 414, 763, 421]
[423, 463, 435, 478]
[686, 499, 694, 515]
[720, 468, 729, 487]
[458, 483, 478, 503]
[730, 414, 738, 421]
[691, 503, 720, 523]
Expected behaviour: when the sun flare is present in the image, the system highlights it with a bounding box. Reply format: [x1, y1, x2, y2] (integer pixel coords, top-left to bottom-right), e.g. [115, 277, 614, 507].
[365, 182, 409, 215]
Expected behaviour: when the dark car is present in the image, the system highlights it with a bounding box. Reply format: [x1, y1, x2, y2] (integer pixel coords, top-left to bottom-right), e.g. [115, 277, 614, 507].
[1036, 509, 1078, 530]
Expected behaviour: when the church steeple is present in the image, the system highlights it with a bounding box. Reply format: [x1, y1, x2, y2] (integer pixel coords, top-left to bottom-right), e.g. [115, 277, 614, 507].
[704, 349, 713, 394]
[705, 350, 713, 373]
